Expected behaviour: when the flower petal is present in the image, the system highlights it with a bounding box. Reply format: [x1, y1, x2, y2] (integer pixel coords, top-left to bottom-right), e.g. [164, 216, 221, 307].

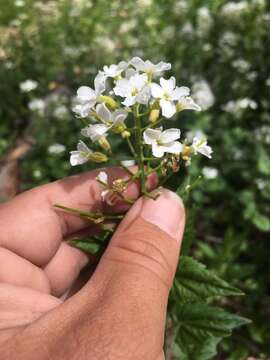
[172, 86, 190, 100]
[160, 77, 176, 93]
[163, 141, 183, 154]
[160, 128, 181, 143]
[130, 73, 148, 90]
[113, 109, 128, 124]
[151, 83, 164, 98]
[96, 103, 111, 122]
[94, 73, 106, 94]
[143, 128, 162, 144]
[160, 99, 176, 118]
[152, 143, 165, 158]
[97, 171, 108, 184]
[130, 57, 145, 71]
[77, 140, 91, 153]
[77, 86, 96, 102]
[113, 79, 132, 97]
[87, 124, 109, 142]
[70, 151, 87, 166]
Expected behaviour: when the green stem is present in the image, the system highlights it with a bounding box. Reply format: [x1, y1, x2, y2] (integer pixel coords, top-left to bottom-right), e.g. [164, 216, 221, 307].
[134, 104, 146, 194]
[126, 137, 137, 159]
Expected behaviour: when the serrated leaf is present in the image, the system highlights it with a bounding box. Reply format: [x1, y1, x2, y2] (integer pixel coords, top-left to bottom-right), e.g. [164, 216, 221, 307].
[175, 303, 251, 357]
[175, 256, 243, 302]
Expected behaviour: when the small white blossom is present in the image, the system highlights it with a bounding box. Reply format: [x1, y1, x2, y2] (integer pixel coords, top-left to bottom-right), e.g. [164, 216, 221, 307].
[192, 137, 213, 158]
[53, 105, 69, 120]
[100, 61, 128, 79]
[120, 160, 136, 167]
[81, 104, 128, 141]
[70, 141, 92, 166]
[144, 127, 182, 158]
[221, 1, 249, 17]
[202, 166, 218, 179]
[151, 77, 189, 118]
[81, 123, 109, 142]
[192, 80, 215, 110]
[96, 171, 110, 200]
[223, 98, 257, 114]
[28, 98, 45, 114]
[95, 103, 128, 126]
[130, 57, 171, 77]
[73, 74, 106, 117]
[20, 79, 38, 92]
[48, 143, 66, 154]
[96, 171, 108, 184]
[114, 73, 150, 107]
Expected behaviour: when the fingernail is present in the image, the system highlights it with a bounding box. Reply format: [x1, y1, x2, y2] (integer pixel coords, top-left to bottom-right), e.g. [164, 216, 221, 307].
[140, 189, 185, 242]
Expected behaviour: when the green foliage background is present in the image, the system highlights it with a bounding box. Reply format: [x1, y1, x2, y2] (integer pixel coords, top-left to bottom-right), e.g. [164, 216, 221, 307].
[0, 0, 269, 358]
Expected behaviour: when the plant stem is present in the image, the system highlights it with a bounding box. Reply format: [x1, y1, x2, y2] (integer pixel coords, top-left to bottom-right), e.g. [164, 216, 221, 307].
[126, 137, 137, 159]
[134, 104, 146, 194]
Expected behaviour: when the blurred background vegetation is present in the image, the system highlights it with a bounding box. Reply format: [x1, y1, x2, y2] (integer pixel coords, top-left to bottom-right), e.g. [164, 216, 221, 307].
[0, 0, 269, 358]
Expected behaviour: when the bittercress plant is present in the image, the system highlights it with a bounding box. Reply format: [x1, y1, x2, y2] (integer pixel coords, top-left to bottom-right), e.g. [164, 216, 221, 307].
[53, 57, 249, 360]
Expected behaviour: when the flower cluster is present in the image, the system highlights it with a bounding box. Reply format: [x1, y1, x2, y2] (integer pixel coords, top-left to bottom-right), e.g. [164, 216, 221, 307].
[70, 57, 212, 203]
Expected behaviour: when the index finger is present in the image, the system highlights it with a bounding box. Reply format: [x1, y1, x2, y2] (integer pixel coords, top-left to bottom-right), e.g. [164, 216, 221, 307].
[0, 167, 157, 267]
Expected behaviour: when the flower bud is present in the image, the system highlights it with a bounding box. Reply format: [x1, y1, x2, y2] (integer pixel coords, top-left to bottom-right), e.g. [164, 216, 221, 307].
[89, 152, 108, 163]
[99, 95, 118, 110]
[149, 108, 160, 123]
[181, 145, 192, 161]
[98, 137, 111, 153]
[112, 122, 126, 134]
[121, 130, 131, 138]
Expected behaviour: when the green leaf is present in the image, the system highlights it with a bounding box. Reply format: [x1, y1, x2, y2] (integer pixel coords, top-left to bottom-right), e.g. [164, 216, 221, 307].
[175, 303, 251, 358]
[174, 256, 244, 302]
[181, 208, 197, 256]
[69, 239, 100, 254]
[252, 213, 270, 232]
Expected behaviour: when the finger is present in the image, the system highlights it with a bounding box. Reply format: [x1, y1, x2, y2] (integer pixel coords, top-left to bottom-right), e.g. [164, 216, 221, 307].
[0, 283, 61, 330]
[90, 189, 185, 356]
[43, 243, 91, 297]
[0, 248, 51, 294]
[0, 167, 157, 267]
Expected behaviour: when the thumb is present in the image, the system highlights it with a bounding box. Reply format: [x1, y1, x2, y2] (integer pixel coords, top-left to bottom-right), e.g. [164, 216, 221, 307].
[91, 189, 185, 357]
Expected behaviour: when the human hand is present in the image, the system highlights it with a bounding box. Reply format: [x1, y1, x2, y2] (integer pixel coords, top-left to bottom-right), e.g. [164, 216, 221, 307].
[0, 167, 185, 360]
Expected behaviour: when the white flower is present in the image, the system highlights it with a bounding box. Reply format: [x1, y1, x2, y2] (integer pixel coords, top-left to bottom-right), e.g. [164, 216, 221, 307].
[113, 73, 150, 107]
[47, 143, 66, 154]
[70, 141, 92, 166]
[28, 98, 45, 114]
[100, 61, 128, 79]
[202, 167, 218, 179]
[20, 79, 38, 92]
[151, 77, 189, 118]
[130, 57, 171, 77]
[143, 127, 182, 158]
[53, 105, 69, 120]
[96, 171, 110, 200]
[81, 123, 109, 142]
[192, 137, 213, 158]
[176, 87, 201, 112]
[81, 103, 128, 141]
[95, 103, 128, 126]
[120, 159, 136, 167]
[192, 80, 215, 110]
[96, 171, 108, 184]
[222, 98, 257, 114]
[73, 73, 106, 118]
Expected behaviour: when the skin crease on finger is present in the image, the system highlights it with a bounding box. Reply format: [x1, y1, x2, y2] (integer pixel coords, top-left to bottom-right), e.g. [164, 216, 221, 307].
[0, 169, 185, 360]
